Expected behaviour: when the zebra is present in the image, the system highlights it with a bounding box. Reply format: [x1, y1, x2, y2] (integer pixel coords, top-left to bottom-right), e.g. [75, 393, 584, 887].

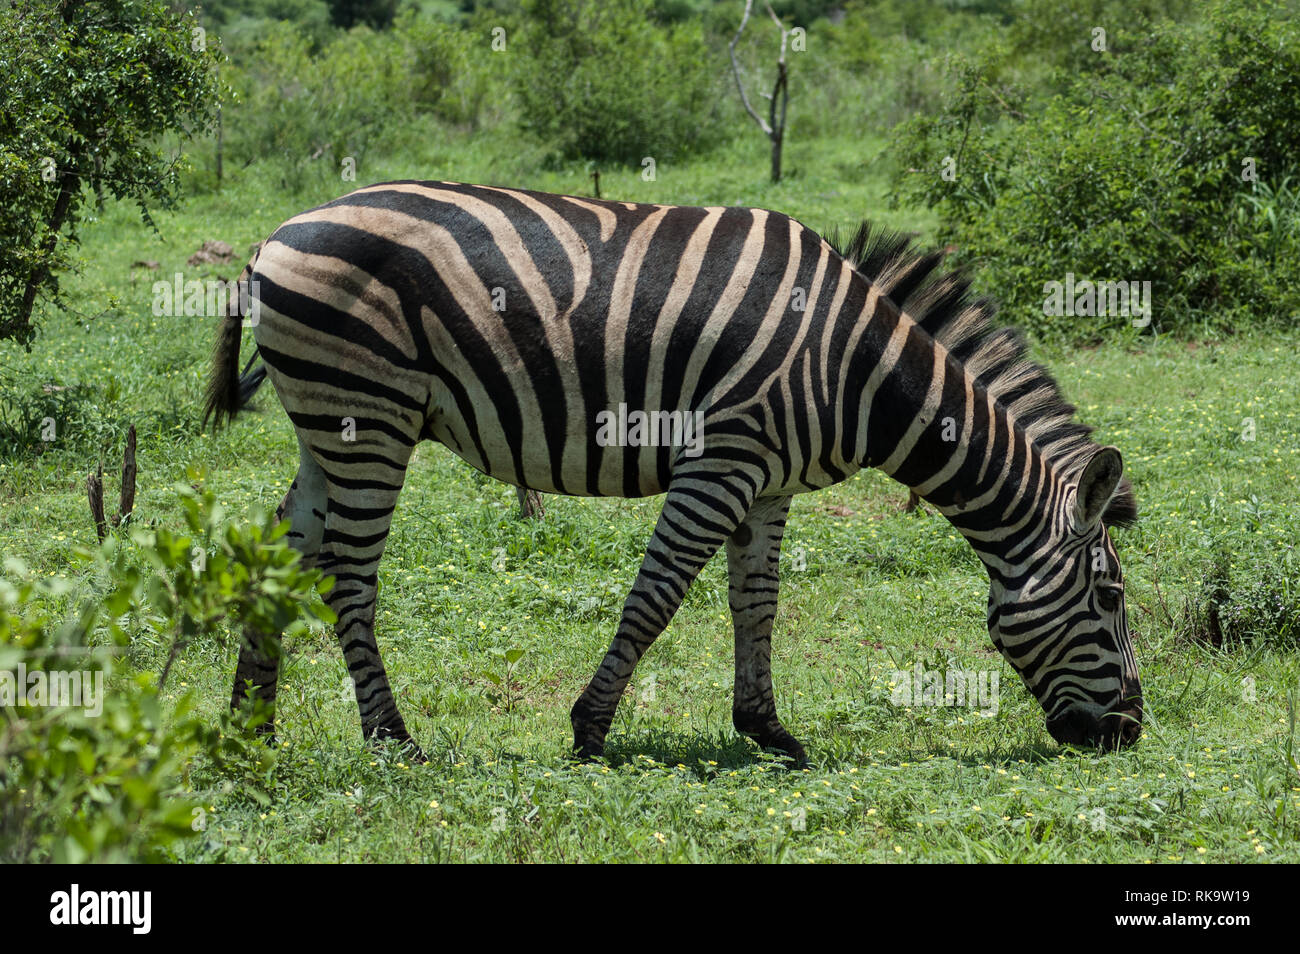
[205, 180, 1143, 763]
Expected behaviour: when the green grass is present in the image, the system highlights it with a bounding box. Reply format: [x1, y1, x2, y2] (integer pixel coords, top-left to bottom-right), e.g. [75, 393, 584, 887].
[2, 134, 1298, 863]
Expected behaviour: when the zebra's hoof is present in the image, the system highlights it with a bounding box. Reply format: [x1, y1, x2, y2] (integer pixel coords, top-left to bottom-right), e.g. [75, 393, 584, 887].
[570, 740, 605, 762]
[736, 720, 808, 767]
[569, 698, 609, 761]
[757, 738, 809, 768]
[777, 746, 810, 770]
[367, 726, 427, 764]
[381, 741, 427, 764]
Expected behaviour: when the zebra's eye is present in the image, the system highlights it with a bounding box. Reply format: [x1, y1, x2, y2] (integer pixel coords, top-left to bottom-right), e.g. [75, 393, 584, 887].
[1096, 583, 1123, 613]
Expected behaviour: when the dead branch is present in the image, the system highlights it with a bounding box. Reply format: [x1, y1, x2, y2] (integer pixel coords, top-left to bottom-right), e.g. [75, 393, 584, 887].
[729, 1, 771, 135]
[87, 425, 139, 540]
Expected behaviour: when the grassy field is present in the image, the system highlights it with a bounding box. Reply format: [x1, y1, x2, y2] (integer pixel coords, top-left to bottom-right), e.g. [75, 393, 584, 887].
[2, 136, 1299, 863]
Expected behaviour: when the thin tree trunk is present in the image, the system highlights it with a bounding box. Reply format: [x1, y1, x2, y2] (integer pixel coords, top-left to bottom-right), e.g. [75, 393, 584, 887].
[215, 102, 223, 188]
[768, 59, 788, 183]
[116, 425, 137, 525]
[87, 464, 106, 542]
[18, 140, 83, 336]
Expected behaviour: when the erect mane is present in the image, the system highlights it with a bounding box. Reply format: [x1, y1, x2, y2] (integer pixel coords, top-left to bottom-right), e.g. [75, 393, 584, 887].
[827, 221, 1137, 528]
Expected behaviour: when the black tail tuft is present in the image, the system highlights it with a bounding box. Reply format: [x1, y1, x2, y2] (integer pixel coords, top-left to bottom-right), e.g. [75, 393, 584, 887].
[237, 357, 267, 409]
[203, 312, 242, 431]
[202, 257, 257, 431]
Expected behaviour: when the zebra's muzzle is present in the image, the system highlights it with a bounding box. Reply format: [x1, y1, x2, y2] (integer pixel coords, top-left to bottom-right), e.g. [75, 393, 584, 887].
[1045, 694, 1143, 750]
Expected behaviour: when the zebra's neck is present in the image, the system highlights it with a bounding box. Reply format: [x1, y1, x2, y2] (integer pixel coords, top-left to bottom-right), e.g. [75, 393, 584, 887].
[850, 291, 1061, 572]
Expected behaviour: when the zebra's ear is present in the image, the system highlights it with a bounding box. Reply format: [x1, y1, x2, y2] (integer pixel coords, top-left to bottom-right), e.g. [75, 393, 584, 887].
[1073, 446, 1124, 531]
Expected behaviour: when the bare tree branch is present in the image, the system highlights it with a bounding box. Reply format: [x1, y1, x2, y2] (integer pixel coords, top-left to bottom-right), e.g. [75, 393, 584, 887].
[729, 0, 772, 136]
[766, 1, 788, 62]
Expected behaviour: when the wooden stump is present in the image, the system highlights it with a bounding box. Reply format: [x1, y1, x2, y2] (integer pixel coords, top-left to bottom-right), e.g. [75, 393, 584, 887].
[86, 425, 139, 540]
[516, 487, 545, 520]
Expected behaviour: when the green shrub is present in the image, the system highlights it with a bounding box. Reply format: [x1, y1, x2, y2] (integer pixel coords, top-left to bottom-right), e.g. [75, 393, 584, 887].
[397, 10, 508, 130]
[0, 479, 332, 862]
[223, 22, 412, 191]
[893, 0, 1300, 340]
[0, 571, 201, 862]
[1183, 546, 1300, 650]
[512, 0, 723, 165]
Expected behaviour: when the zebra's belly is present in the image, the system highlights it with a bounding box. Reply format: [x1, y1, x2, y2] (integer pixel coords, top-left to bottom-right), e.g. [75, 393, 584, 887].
[422, 384, 689, 498]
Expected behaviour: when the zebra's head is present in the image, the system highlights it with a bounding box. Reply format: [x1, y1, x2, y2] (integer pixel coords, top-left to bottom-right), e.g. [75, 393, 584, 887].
[986, 446, 1142, 750]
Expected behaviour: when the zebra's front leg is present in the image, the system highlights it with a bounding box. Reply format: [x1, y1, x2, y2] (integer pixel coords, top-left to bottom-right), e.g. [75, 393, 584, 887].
[231, 445, 326, 736]
[571, 477, 752, 759]
[725, 494, 806, 765]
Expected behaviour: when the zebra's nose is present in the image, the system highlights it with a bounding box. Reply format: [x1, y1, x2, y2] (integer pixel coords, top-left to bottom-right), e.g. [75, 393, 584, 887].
[1101, 694, 1143, 749]
[1046, 694, 1142, 749]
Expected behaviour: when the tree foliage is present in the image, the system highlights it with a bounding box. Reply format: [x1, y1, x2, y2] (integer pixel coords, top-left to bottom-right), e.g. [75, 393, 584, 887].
[513, 0, 722, 165]
[0, 0, 220, 346]
[1, 480, 333, 862]
[894, 0, 1300, 339]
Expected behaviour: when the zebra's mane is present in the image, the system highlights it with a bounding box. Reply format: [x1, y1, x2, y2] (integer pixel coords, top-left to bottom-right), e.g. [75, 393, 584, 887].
[828, 221, 1137, 527]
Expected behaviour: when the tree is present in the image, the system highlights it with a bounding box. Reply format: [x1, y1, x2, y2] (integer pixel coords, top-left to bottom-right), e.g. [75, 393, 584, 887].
[514, 0, 718, 165]
[729, 0, 792, 183]
[0, 0, 221, 347]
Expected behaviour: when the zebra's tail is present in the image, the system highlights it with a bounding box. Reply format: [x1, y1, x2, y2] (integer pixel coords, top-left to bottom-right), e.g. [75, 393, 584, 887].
[203, 249, 259, 430]
[237, 350, 267, 409]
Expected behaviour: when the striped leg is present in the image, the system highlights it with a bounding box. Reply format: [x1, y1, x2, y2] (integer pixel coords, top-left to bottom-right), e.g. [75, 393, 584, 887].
[230, 442, 327, 731]
[726, 494, 806, 764]
[571, 473, 754, 758]
[318, 462, 421, 756]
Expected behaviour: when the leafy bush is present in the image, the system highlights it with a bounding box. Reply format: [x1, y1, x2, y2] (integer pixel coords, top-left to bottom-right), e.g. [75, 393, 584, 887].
[0, 571, 202, 862]
[1183, 545, 1300, 649]
[0, 479, 332, 862]
[223, 21, 411, 191]
[893, 0, 1300, 340]
[512, 0, 723, 165]
[98, 476, 336, 673]
[397, 10, 507, 130]
[799, 0, 964, 141]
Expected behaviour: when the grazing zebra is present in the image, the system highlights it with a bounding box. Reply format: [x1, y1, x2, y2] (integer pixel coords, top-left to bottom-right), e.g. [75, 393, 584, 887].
[205, 180, 1143, 763]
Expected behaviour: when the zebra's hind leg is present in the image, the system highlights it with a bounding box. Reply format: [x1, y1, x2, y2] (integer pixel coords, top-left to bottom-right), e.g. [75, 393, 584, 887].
[725, 494, 806, 766]
[316, 454, 423, 761]
[571, 474, 753, 759]
[230, 440, 327, 736]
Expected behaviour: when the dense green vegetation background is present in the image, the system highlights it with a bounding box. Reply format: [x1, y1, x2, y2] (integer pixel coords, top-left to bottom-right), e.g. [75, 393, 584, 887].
[2, 0, 1299, 862]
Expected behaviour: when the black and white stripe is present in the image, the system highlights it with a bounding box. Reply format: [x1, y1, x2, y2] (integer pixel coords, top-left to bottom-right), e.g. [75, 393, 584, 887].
[207, 180, 1142, 760]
